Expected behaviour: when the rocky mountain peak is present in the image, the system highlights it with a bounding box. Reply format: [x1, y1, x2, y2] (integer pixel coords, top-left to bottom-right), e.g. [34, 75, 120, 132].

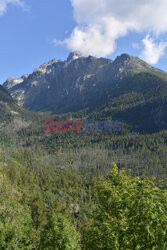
[3, 77, 24, 89]
[39, 58, 58, 69]
[67, 51, 83, 62]
[114, 53, 135, 63]
[3, 52, 167, 114]
[113, 53, 152, 70]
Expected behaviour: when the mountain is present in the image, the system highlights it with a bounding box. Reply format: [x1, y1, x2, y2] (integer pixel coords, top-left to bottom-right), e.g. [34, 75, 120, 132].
[3, 52, 167, 132]
[0, 81, 40, 134]
[3, 52, 111, 112]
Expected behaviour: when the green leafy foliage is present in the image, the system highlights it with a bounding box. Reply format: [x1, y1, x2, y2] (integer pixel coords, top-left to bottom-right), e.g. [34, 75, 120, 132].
[1, 74, 167, 249]
[0, 172, 37, 249]
[40, 213, 81, 249]
[82, 163, 167, 250]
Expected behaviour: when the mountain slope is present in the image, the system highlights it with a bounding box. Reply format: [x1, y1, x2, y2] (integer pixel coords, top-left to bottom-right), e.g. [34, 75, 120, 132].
[3, 52, 167, 132]
[3, 52, 111, 112]
[0, 82, 40, 134]
[3, 52, 167, 112]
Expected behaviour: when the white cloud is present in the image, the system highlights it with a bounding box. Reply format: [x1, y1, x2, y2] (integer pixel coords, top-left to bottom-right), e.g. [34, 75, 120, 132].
[140, 35, 167, 64]
[0, 0, 26, 16]
[55, 0, 167, 62]
[60, 18, 131, 57]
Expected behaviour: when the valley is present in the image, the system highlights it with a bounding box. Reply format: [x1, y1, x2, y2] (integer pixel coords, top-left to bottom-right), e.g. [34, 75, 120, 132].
[0, 52, 167, 249]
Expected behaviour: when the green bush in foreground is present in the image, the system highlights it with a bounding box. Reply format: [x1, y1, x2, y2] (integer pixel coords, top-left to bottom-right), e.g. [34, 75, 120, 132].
[0, 173, 36, 249]
[83, 163, 167, 250]
[40, 213, 81, 250]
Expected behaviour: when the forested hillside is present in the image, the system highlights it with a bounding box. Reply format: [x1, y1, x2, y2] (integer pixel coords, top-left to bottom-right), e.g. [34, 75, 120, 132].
[0, 109, 166, 248]
[0, 53, 167, 249]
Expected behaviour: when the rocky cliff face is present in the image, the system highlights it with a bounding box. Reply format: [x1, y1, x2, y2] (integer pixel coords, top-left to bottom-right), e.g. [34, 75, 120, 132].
[3, 52, 167, 116]
[3, 52, 111, 112]
[0, 82, 40, 131]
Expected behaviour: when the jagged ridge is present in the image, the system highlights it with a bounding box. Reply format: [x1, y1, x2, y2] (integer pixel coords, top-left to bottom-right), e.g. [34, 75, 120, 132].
[3, 52, 167, 132]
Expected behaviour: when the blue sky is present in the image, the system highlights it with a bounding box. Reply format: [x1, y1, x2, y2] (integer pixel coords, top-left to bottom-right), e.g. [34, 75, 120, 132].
[0, 0, 167, 84]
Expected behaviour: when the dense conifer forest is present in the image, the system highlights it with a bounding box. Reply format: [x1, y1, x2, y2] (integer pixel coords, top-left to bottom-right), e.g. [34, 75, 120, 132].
[0, 52, 167, 249]
[0, 109, 166, 249]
